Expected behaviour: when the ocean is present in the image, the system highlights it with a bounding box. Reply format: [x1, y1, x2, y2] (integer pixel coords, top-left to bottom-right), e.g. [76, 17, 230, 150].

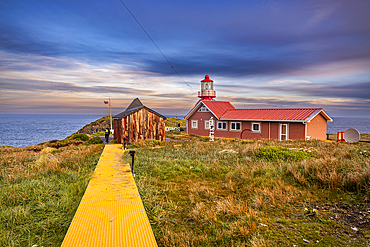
[0, 114, 103, 148]
[327, 117, 370, 135]
[0, 114, 369, 147]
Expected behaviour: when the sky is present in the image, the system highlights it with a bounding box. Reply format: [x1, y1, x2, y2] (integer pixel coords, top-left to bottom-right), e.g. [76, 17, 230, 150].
[0, 0, 369, 117]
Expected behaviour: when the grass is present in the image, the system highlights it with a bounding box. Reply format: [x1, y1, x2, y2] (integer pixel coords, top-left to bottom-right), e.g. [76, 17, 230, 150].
[1, 130, 370, 246]
[165, 117, 186, 128]
[128, 135, 370, 246]
[0, 143, 104, 246]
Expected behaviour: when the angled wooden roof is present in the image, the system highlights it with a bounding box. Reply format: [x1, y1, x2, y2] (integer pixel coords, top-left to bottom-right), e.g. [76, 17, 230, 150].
[113, 98, 167, 120]
[126, 98, 144, 111]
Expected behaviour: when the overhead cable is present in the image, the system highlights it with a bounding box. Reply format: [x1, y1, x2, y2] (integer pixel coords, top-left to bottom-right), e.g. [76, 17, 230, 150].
[118, 0, 192, 89]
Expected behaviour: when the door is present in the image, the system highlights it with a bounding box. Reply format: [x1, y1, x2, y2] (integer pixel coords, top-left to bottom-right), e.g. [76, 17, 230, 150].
[280, 124, 288, 141]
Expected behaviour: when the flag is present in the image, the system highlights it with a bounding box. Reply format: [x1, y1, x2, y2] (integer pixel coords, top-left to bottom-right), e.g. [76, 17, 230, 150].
[104, 101, 109, 104]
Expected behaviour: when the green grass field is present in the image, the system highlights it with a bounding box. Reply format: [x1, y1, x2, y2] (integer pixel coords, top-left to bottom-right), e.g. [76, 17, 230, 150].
[1, 128, 369, 246]
[0, 143, 103, 246]
[130, 135, 370, 246]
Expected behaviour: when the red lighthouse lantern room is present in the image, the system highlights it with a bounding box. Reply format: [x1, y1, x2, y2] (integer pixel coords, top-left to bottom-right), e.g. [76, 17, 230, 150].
[198, 75, 216, 100]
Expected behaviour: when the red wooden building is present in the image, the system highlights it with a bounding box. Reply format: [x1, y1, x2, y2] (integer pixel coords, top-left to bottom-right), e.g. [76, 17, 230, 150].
[185, 75, 333, 141]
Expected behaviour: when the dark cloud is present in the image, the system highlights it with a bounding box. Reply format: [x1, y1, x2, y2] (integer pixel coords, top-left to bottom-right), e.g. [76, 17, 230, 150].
[215, 81, 370, 101]
[2, 0, 369, 75]
[218, 96, 370, 118]
[133, 0, 370, 78]
[142, 54, 302, 78]
[0, 26, 52, 55]
[274, 82, 370, 100]
[1, 0, 370, 116]
[1, 0, 369, 81]
[0, 79, 154, 95]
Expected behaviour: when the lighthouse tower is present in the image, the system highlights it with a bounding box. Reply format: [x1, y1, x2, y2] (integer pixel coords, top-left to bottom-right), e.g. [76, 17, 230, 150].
[198, 75, 216, 100]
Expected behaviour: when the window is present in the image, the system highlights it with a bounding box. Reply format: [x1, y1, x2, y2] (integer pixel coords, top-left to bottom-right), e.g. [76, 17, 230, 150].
[217, 121, 227, 130]
[205, 121, 210, 129]
[198, 105, 209, 112]
[252, 123, 261, 133]
[230, 122, 241, 131]
[191, 120, 198, 129]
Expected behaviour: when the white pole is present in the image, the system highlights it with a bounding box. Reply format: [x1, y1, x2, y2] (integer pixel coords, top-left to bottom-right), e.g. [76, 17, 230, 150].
[109, 98, 113, 133]
[209, 117, 214, 141]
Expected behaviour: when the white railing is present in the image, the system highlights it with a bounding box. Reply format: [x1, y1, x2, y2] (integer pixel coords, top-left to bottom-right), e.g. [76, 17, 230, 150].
[165, 127, 180, 132]
[198, 91, 216, 97]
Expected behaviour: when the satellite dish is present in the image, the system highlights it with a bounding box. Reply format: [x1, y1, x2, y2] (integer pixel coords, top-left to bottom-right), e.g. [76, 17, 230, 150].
[344, 128, 360, 143]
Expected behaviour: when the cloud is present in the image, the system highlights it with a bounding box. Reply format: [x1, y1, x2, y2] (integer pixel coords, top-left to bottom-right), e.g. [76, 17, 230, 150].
[288, 59, 370, 78]
[268, 80, 312, 85]
[271, 82, 370, 100]
[0, 79, 154, 95]
[2, 0, 370, 79]
[1, 0, 370, 117]
[216, 95, 370, 118]
[216, 81, 370, 101]
[0, 51, 185, 94]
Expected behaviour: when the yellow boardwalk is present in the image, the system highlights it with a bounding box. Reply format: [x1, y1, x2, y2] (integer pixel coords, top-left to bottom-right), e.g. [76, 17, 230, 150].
[61, 144, 157, 247]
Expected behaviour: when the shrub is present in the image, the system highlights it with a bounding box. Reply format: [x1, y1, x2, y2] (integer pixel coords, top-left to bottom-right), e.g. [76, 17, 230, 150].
[255, 146, 316, 162]
[109, 139, 118, 143]
[57, 140, 69, 147]
[151, 139, 161, 146]
[67, 133, 89, 141]
[84, 137, 104, 145]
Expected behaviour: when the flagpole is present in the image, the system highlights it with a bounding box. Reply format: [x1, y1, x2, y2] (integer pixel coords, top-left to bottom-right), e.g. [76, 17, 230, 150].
[109, 98, 113, 132]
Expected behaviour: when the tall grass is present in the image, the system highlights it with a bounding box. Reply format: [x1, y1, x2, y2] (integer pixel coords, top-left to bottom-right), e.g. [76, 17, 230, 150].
[131, 138, 370, 246]
[0, 144, 103, 247]
[2, 134, 369, 246]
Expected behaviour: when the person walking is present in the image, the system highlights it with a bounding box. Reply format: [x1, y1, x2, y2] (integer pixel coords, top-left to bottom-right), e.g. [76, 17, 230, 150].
[105, 126, 110, 143]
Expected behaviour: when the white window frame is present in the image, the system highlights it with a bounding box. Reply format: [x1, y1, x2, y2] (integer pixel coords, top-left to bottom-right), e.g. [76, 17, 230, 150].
[205, 120, 211, 130]
[230, 122, 241, 131]
[217, 121, 227, 130]
[251, 122, 261, 133]
[191, 120, 198, 129]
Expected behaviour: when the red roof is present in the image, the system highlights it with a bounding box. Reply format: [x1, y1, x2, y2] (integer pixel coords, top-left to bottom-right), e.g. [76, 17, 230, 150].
[185, 100, 332, 122]
[202, 100, 235, 119]
[220, 108, 331, 122]
[184, 100, 235, 120]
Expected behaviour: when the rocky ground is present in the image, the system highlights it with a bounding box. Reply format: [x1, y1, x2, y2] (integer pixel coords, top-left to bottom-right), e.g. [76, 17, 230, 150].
[312, 203, 370, 240]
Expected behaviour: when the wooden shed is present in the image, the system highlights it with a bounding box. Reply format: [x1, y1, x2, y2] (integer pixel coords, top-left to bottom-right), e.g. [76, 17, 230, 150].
[113, 98, 166, 144]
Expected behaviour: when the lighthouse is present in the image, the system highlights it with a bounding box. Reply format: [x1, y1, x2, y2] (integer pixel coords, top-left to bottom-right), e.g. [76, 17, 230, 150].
[198, 75, 216, 100]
